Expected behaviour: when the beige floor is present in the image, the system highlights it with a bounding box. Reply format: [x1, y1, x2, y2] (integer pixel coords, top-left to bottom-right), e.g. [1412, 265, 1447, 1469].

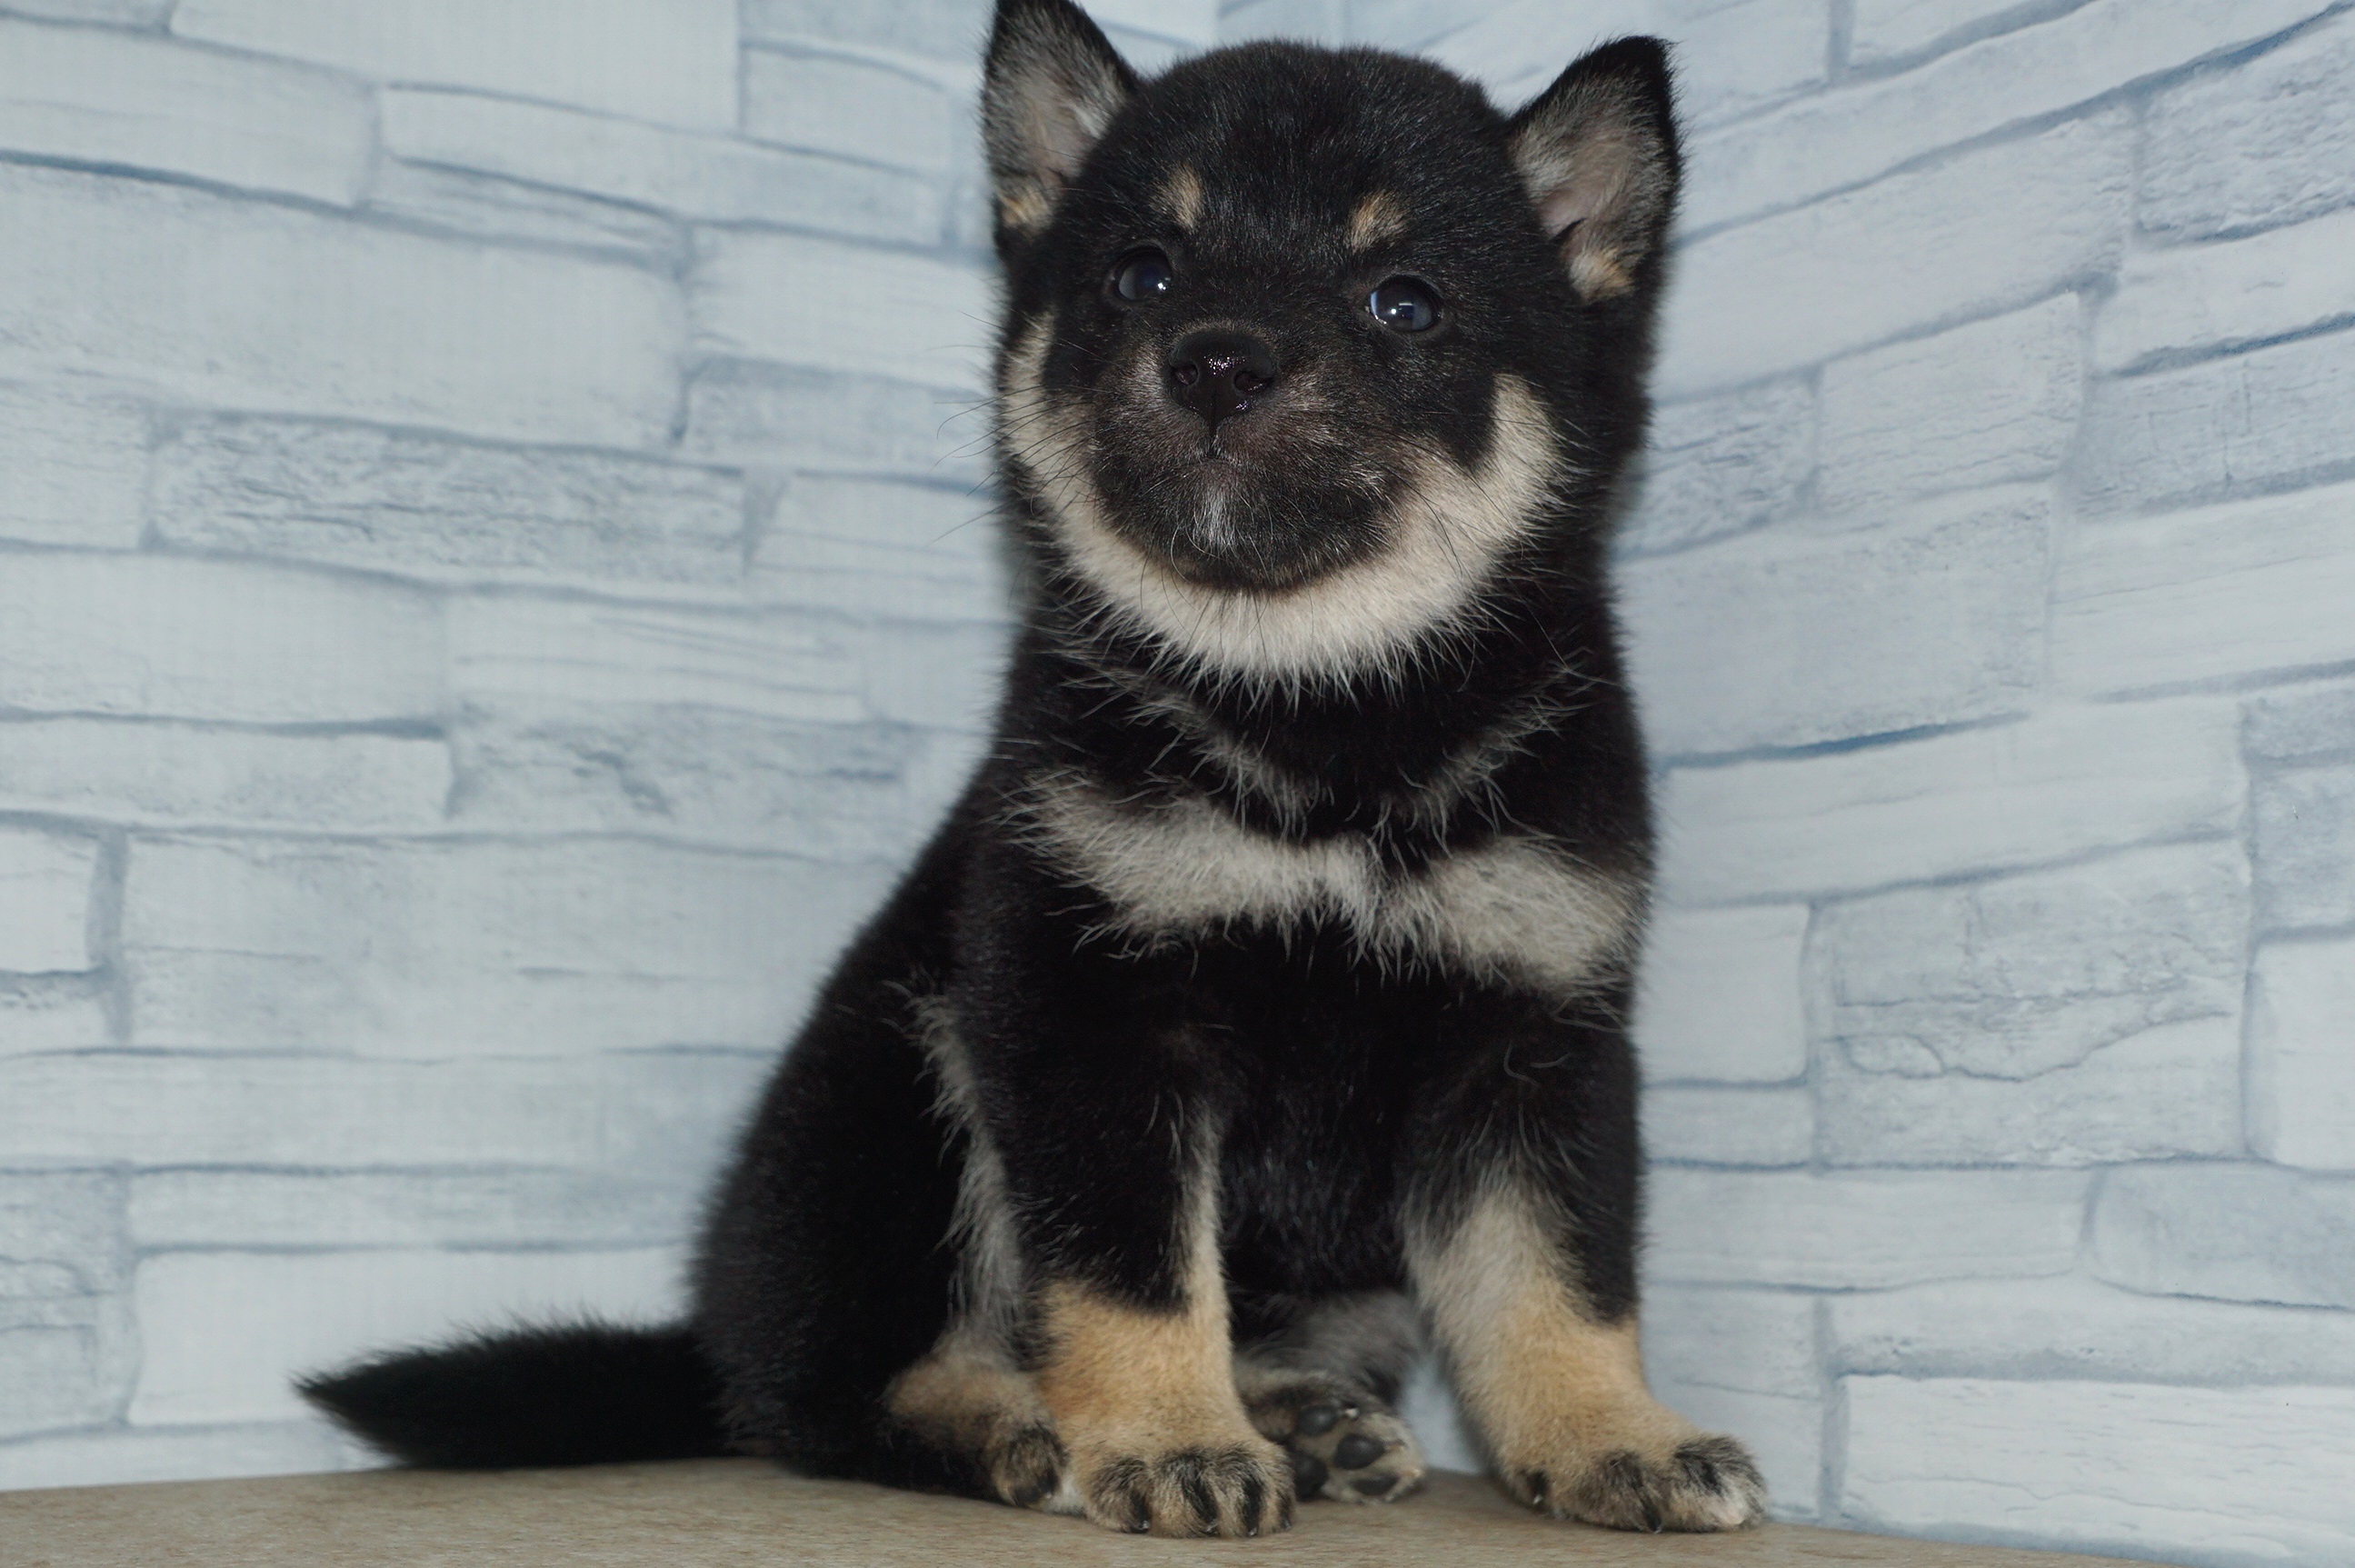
[2, 1460, 2163, 1567]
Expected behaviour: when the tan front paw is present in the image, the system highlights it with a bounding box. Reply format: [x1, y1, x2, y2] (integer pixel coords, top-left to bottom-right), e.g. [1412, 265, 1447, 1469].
[1504, 1426, 1766, 1532]
[1069, 1433, 1294, 1536]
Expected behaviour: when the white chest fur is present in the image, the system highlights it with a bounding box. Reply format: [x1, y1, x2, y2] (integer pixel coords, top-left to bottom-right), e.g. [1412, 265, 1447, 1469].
[1020, 774, 1639, 995]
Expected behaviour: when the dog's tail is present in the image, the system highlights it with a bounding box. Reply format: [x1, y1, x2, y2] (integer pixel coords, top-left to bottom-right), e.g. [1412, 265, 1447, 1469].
[299, 1322, 732, 1469]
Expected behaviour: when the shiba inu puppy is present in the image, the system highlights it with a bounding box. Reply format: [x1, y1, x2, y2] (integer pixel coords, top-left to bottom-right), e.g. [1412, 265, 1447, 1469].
[304, 0, 1767, 1538]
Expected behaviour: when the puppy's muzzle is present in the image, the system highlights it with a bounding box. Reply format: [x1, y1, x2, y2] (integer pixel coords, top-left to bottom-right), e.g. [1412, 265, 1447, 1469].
[1167, 330, 1278, 434]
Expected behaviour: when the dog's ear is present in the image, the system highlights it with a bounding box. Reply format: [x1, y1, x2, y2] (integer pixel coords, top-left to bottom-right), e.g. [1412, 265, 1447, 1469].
[1507, 37, 1681, 303]
[983, 0, 1137, 246]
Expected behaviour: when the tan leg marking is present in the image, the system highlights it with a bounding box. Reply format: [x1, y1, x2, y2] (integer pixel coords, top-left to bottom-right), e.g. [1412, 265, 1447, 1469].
[1414, 1189, 1766, 1531]
[1031, 1193, 1291, 1536]
[1033, 1283, 1292, 1535]
[885, 1328, 1068, 1509]
[1034, 1282, 1241, 1445]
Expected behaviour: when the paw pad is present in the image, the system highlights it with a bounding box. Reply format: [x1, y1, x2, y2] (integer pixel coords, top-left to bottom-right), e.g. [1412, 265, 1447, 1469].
[1245, 1383, 1426, 1505]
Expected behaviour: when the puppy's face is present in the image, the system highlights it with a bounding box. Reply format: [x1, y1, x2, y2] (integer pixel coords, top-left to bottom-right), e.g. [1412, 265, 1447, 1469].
[983, 3, 1679, 681]
[1023, 60, 1527, 595]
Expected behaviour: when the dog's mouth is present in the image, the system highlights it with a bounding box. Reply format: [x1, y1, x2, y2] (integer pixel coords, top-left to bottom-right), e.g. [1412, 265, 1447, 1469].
[1087, 385, 1396, 593]
[1107, 449, 1389, 593]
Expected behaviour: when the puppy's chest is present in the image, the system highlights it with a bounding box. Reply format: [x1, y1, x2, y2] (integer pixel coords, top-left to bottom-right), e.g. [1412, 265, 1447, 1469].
[1020, 768, 1637, 994]
[1205, 977, 1428, 1293]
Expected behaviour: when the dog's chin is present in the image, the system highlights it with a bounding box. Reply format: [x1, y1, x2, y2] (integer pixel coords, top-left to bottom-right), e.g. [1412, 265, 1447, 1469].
[1101, 454, 1386, 594]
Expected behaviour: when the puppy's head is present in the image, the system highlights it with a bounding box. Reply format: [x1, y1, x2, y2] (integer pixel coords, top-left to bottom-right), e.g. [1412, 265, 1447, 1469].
[985, 0, 1680, 684]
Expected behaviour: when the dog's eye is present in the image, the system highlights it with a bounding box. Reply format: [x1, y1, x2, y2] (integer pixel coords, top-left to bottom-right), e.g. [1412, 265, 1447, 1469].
[1369, 276, 1440, 334]
[1112, 248, 1174, 304]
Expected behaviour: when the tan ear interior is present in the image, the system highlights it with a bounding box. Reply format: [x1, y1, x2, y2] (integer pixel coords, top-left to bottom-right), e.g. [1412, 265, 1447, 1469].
[983, 5, 1133, 239]
[1509, 87, 1672, 302]
[997, 77, 1120, 233]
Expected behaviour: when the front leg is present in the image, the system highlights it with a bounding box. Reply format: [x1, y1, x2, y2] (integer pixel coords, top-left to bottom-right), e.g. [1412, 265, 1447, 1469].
[1405, 990, 1767, 1531]
[953, 884, 1290, 1537]
[1031, 1251, 1290, 1536]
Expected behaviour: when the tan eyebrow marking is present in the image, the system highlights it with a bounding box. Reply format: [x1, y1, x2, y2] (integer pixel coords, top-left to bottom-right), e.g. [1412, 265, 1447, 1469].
[1348, 190, 1408, 250]
[1160, 165, 1204, 231]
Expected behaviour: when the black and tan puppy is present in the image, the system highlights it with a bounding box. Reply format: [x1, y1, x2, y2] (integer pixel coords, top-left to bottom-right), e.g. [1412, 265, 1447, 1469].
[304, 0, 1767, 1538]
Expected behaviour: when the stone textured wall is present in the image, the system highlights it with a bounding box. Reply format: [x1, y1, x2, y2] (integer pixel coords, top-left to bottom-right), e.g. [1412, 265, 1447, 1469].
[5, 3, 2353, 1563]
[1219, 3, 2355, 1563]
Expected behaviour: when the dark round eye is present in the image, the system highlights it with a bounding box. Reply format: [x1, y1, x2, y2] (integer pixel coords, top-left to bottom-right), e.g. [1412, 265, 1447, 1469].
[1113, 247, 1174, 304]
[1369, 275, 1440, 333]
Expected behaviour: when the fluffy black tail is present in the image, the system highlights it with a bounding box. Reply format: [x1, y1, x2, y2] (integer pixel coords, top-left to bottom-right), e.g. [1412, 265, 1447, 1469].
[299, 1322, 731, 1469]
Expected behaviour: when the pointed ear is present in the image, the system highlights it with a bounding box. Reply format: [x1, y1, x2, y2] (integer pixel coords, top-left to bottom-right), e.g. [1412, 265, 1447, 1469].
[983, 0, 1137, 245]
[1507, 37, 1681, 303]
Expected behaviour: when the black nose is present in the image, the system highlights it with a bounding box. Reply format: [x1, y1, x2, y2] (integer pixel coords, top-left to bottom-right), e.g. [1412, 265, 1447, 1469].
[1167, 331, 1278, 433]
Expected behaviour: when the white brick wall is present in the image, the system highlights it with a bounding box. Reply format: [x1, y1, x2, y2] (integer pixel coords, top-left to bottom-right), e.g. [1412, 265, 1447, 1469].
[0, 165, 688, 446]
[1814, 296, 2081, 515]
[2250, 938, 2355, 1170]
[5, 4, 2350, 1562]
[171, 0, 743, 129]
[0, 830, 101, 974]
[0, 20, 374, 205]
[1841, 1379, 2355, 1563]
